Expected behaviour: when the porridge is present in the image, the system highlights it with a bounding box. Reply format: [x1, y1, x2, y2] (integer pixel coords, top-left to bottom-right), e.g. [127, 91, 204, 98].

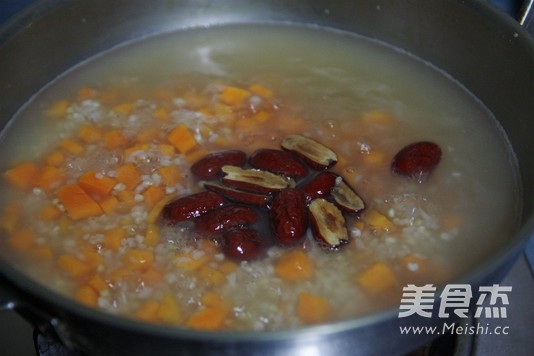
[0, 24, 520, 331]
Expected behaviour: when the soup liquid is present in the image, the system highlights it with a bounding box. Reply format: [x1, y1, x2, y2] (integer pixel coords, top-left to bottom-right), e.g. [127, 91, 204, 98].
[0, 24, 520, 330]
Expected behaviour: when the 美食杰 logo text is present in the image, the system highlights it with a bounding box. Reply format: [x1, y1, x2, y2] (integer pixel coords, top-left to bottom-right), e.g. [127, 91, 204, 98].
[398, 284, 511, 336]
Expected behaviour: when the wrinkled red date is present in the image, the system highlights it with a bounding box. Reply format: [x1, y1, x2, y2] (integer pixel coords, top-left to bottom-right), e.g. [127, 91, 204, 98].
[195, 205, 258, 234]
[391, 141, 442, 182]
[162, 191, 225, 223]
[223, 228, 266, 261]
[161, 134, 377, 258]
[248, 149, 308, 178]
[271, 188, 308, 246]
[191, 150, 247, 180]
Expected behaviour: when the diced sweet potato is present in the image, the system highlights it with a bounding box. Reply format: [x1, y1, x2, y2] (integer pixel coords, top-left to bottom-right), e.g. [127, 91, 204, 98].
[201, 291, 225, 308]
[158, 166, 181, 186]
[34, 166, 65, 193]
[46, 99, 70, 119]
[144, 223, 160, 247]
[75, 285, 99, 307]
[167, 124, 197, 153]
[139, 267, 164, 286]
[157, 294, 182, 324]
[143, 186, 165, 210]
[0, 203, 21, 233]
[77, 87, 97, 101]
[8, 228, 37, 251]
[158, 144, 175, 156]
[87, 274, 108, 292]
[219, 86, 250, 106]
[275, 250, 314, 282]
[57, 254, 94, 278]
[362, 210, 396, 232]
[78, 124, 103, 143]
[297, 292, 331, 324]
[186, 306, 229, 330]
[59, 139, 85, 156]
[45, 150, 65, 167]
[112, 103, 134, 116]
[99, 196, 119, 214]
[56, 184, 104, 220]
[356, 262, 398, 294]
[135, 300, 160, 322]
[104, 130, 128, 149]
[78, 171, 117, 199]
[115, 163, 141, 190]
[38, 204, 62, 221]
[153, 107, 170, 122]
[198, 265, 225, 286]
[136, 128, 161, 143]
[4, 162, 40, 190]
[103, 227, 126, 250]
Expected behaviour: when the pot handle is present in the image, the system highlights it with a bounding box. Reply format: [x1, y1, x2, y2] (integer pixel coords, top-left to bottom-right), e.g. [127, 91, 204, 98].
[0, 276, 52, 326]
[519, 0, 534, 33]
[0, 291, 74, 354]
[0, 277, 17, 312]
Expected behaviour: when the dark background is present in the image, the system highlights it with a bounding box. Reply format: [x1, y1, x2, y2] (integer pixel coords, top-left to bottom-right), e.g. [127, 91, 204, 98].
[0, 0, 526, 23]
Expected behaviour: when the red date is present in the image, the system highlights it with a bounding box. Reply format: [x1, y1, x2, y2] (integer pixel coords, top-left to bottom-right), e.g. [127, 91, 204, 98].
[391, 141, 441, 183]
[271, 188, 308, 246]
[309, 198, 349, 250]
[331, 178, 365, 214]
[195, 205, 258, 234]
[223, 228, 266, 261]
[222, 165, 293, 194]
[191, 150, 247, 180]
[300, 171, 339, 202]
[162, 191, 225, 223]
[160, 134, 379, 258]
[281, 134, 337, 170]
[249, 149, 308, 178]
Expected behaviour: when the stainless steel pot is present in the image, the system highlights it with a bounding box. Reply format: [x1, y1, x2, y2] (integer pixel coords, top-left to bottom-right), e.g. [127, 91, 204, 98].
[1, 1, 533, 355]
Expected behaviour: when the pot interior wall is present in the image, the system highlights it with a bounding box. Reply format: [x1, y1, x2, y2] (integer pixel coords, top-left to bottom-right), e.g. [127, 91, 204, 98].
[1, 0, 533, 220]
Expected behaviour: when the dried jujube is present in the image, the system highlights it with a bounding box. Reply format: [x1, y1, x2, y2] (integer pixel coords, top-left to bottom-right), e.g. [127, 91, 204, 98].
[203, 182, 271, 207]
[223, 228, 266, 261]
[162, 191, 225, 223]
[195, 205, 258, 234]
[391, 141, 441, 182]
[271, 188, 308, 246]
[191, 150, 247, 180]
[281, 134, 338, 170]
[161, 134, 378, 259]
[249, 149, 308, 178]
[300, 171, 339, 202]
[309, 198, 349, 250]
[221, 165, 294, 194]
[331, 179, 365, 214]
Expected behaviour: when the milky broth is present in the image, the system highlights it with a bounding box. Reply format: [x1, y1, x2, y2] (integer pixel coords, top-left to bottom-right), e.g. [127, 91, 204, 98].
[0, 24, 520, 330]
